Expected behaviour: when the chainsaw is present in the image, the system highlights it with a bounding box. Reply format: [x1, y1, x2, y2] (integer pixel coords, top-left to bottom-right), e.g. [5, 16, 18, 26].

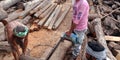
[47, 32, 78, 59]
[60, 32, 79, 44]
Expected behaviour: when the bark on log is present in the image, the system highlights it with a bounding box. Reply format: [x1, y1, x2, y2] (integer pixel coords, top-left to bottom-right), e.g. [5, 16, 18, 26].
[105, 36, 120, 42]
[0, 22, 4, 28]
[0, 0, 21, 10]
[0, 7, 8, 20]
[87, 0, 93, 6]
[34, 3, 52, 18]
[88, 14, 100, 20]
[0, 41, 11, 53]
[29, 0, 48, 15]
[39, 4, 57, 19]
[37, 4, 57, 27]
[33, 19, 40, 24]
[53, 6, 70, 30]
[29, 24, 39, 32]
[40, 47, 53, 60]
[115, 50, 120, 60]
[43, 5, 60, 28]
[101, 7, 120, 19]
[21, 16, 32, 25]
[93, 18, 117, 60]
[50, 40, 72, 60]
[0, 27, 6, 41]
[98, 0, 103, 5]
[103, 16, 119, 35]
[19, 55, 37, 60]
[108, 42, 120, 50]
[19, 0, 42, 19]
[4, 9, 23, 22]
[89, 6, 96, 14]
[48, 5, 62, 30]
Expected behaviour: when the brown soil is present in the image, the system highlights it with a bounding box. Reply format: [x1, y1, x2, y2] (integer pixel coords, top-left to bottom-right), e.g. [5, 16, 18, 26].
[0, 0, 72, 60]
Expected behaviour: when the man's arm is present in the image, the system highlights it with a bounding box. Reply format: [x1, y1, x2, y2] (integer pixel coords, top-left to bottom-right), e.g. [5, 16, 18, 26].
[23, 33, 28, 55]
[66, 21, 77, 36]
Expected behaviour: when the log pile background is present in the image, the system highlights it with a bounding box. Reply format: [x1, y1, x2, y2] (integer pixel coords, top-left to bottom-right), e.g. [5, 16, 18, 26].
[87, 0, 120, 60]
[0, 0, 119, 60]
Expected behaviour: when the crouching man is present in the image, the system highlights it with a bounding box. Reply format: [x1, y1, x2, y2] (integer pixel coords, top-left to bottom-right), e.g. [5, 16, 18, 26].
[5, 20, 29, 60]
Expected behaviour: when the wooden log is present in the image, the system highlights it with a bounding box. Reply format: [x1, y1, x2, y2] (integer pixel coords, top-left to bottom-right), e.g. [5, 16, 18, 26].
[34, 3, 52, 18]
[105, 36, 120, 42]
[101, 7, 120, 19]
[117, 15, 120, 21]
[29, 0, 48, 15]
[19, 0, 42, 19]
[50, 40, 72, 60]
[103, 16, 119, 35]
[87, 0, 93, 6]
[0, 22, 4, 28]
[0, 0, 21, 10]
[97, 6, 102, 18]
[21, 15, 32, 25]
[93, 18, 117, 60]
[33, 19, 40, 24]
[19, 55, 37, 60]
[48, 5, 62, 30]
[53, 6, 71, 30]
[0, 41, 11, 53]
[37, 4, 57, 27]
[4, 9, 23, 22]
[0, 7, 8, 20]
[114, 1, 120, 6]
[108, 42, 120, 50]
[101, 5, 112, 13]
[0, 27, 6, 41]
[29, 24, 39, 32]
[88, 14, 100, 20]
[89, 6, 96, 14]
[115, 50, 120, 60]
[40, 47, 53, 60]
[39, 3, 57, 19]
[98, 0, 103, 5]
[44, 5, 60, 28]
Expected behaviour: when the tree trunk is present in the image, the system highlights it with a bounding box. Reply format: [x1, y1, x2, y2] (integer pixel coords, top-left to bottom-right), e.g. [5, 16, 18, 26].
[93, 18, 117, 60]
[0, 0, 21, 10]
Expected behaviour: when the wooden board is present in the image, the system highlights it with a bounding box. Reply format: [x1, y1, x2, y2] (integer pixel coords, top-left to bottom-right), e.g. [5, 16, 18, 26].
[105, 36, 120, 42]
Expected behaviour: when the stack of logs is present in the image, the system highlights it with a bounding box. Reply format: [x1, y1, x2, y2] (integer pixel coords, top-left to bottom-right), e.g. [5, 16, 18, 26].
[0, 0, 70, 56]
[0, 0, 120, 60]
[87, 0, 120, 60]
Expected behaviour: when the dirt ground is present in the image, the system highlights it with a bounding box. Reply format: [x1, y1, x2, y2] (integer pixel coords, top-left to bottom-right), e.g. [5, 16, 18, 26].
[0, 0, 72, 60]
[28, 0, 72, 59]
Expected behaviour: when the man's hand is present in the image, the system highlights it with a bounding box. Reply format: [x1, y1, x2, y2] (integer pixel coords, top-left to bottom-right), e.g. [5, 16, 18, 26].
[65, 30, 72, 37]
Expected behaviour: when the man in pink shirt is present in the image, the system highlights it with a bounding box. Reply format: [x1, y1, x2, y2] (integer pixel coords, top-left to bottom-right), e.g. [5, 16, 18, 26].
[65, 0, 89, 59]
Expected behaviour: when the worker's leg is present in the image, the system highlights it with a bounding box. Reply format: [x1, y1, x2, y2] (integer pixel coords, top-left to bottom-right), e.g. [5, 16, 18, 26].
[71, 29, 87, 58]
